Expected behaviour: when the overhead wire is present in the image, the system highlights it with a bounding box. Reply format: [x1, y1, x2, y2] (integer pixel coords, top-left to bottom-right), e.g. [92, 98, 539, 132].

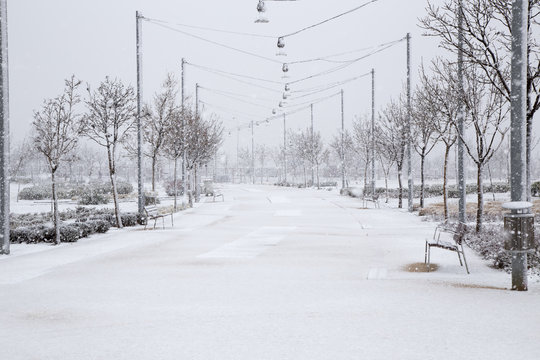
[287, 37, 405, 85]
[143, 16, 276, 38]
[199, 86, 276, 103]
[145, 18, 282, 64]
[187, 62, 283, 85]
[289, 71, 371, 100]
[281, 0, 379, 38]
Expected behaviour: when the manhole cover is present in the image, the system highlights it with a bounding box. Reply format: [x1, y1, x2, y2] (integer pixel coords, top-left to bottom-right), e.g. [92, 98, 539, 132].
[405, 262, 439, 272]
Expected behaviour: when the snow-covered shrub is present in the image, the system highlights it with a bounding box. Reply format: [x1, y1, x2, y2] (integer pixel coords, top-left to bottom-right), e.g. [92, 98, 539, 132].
[78, 192, 109, 205]
[83, 219, 110, 233]
[71, 222, 93, 238]
[116, 182, 134, 195]
[18, 186, 51, 200]
[144, 192, 160, 206]
[59, 225, 80, 243]
[165, 180, 184, 196]
[532, 181, 540, 197]
[121, 213, 138, 227]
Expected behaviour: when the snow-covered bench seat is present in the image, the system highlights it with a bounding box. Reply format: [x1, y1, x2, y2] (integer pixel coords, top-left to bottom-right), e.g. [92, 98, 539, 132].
[425, 222, 469, 274]
[213, 189, 224, 202]
[143, 205, 174, 230]
[362, 193, 380, 208]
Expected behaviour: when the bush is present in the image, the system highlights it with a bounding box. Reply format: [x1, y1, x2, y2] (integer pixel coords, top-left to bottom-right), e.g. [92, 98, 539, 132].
[165, 180, 184, 196]
[78, 192, 110, 205]
[116, 181, 134, 195]
[59, 225, 80, 243]
[18, 186, 51, 200]
[144, 192, 160, 206]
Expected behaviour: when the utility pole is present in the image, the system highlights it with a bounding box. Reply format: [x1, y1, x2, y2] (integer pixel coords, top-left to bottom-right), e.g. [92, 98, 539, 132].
[135, 11, 144, 221]
[371, 68, 376, 196]
[195, 83, 199, 118]
[236, 120, 239, 184]
[457, 0, 466, 224]
[181, 58, 187, 201]
[311, 104, 314, 186]
[406, 33, 414, 212]
[251, 120, 255, 184]
[341, 89, 345, 189]
[0, 0, 9, 255]
[504, 0, 532, 291]
[283, 114, 287, 184]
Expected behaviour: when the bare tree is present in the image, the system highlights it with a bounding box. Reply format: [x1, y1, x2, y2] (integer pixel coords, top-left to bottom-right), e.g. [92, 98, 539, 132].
[144, 74, 178, 192]
[256, 144, 268, 184]
[10, 138, 33, 202]
[421, 0, 540, 199]
[439, 62, 509, 232]
[307, 130, 328, 189]
[418, 61, 458, 220]
[163, 108, 185, 211]
[412, 87, 441, 208]
[330, 130, 354, 187]
[375, 119, 396, 203]
[32, 76, 82, 244]
[82, 77, 136, 228]
[380, 99, 408, 208]
[352, 116, 372, 191]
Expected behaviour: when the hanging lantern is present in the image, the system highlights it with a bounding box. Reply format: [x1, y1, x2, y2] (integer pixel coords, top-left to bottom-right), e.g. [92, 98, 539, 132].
[282, 93, 288, 100]
[277, 37, 286, 56]
[282, 63, 290, 79]
[255, 0, 269, 23]
[279, 101, 285, 108]
[284, 84, 290, 92]
[272, 108, 277, 115]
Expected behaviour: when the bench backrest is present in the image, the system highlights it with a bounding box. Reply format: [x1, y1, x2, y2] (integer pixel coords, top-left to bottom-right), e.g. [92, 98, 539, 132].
[144, 206, 159, 217]
[453, 223, 467, 245]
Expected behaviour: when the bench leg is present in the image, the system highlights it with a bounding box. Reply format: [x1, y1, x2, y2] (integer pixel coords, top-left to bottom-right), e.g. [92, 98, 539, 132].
[171, 213, 174, 227]
[424, 241, 428, 264]
[457, 250, 464, 267]
[427, 245, 431, 272]
[153, 218, 157, 229]
[162, 217, 165, 230]
[461, 245, 470, 274]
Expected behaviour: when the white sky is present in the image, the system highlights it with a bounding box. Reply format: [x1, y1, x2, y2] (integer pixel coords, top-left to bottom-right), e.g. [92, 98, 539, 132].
[9, 0, 442, 155]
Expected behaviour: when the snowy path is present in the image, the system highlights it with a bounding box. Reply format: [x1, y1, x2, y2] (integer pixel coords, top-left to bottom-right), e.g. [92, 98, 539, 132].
[0, 185, 539, 360]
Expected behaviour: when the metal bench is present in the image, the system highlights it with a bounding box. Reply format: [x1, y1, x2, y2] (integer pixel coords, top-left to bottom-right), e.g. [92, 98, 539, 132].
[425, 222, 469, 274]
[213, 190, 224, 202]
[362, 193, 380, 208]
[143, 205, 174, 230]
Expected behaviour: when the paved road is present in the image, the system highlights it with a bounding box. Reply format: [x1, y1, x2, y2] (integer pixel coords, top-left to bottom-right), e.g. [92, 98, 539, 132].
[0, 185, 539, 360]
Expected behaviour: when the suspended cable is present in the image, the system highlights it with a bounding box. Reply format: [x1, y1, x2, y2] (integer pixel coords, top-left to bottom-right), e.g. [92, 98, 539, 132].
[145, 19, 282, 64]
[143, 16, 276, 38]
[288, 37, 405, 65]
[199, 86, 276, 103]
[187, 62, 283, 85]
[199, 100, 266, 121]
[202, 89, 276, 110]
[283, 91, 341, 109]
[190, 65, 282, 94]
[281, 0, 379, 38]
[289, 72, 371, 100]
[288, 37, 405, 85]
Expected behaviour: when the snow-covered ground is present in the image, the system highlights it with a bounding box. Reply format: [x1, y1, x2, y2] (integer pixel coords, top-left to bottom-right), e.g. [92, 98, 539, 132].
[0, 184, 539, 359]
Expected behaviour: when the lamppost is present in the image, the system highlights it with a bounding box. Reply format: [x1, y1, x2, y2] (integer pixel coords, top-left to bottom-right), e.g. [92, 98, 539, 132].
[0, 0, 9, 255]
[503, 0, 535, 292]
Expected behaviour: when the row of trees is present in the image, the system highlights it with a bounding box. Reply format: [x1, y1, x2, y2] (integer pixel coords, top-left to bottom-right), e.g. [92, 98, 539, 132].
[32, 74, 223, 244]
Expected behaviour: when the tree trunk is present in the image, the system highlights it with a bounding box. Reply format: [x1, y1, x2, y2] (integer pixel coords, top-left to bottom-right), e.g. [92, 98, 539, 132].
[476, 162, 484, 233]
[151, 155, 157, 192]
[316, 164, 320, 189]
[384, 173, 389, 203]
[420, 153, 426, 208]
[397, 165, 403, 209]
[51, 169, 61, 245]
[443, 144, 450, 222]
[526, 115, 532, 201]
[107, 146, 123, 228]
[195, 164, 200, 203]
[173, 158, 178, 212]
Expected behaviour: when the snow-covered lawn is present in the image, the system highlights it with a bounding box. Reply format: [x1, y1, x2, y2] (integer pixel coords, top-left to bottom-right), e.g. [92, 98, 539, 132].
[0, 184, 538, 359]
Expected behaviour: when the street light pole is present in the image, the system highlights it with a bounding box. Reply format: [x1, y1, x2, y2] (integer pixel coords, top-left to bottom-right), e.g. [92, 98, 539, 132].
[371, 68, 376, 197]
[457, 0, 467, 224]
[0, 0, 9, 255]
[251, 120, 255, 184]
[507, 0, 530, 291]
[311, 104, 314, 186]
[341, 89, 346, 189]
[283, 114, 287, 184]
[181, 58, 188, 203]
[135, 11, 144, 221]
[406, 33, 414, 212]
